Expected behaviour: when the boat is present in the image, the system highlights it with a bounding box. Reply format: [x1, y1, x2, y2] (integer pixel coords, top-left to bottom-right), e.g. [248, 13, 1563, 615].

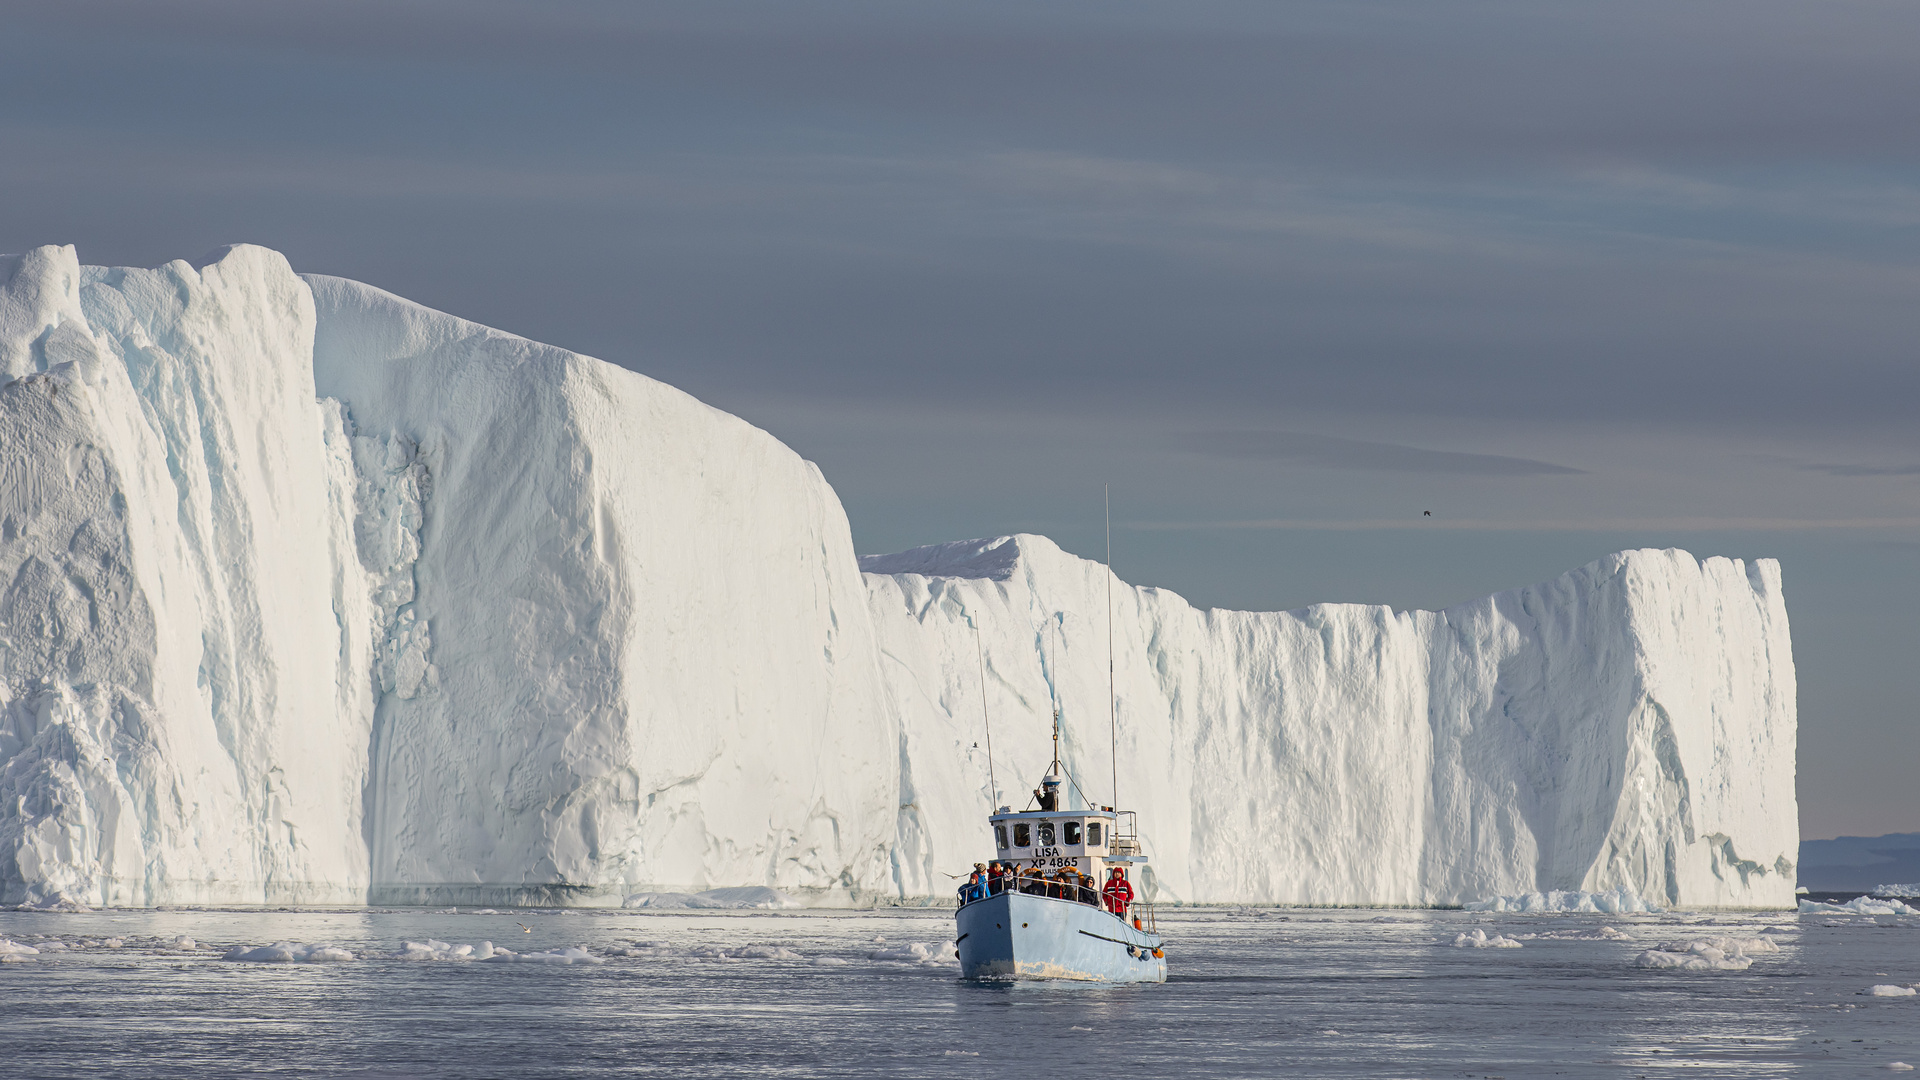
[954, 489, 1165, 981]
[953, 782, 1166, 982]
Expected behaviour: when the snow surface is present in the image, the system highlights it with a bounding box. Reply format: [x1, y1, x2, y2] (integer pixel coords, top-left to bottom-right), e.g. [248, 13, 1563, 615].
[0, 245, 1800, 909]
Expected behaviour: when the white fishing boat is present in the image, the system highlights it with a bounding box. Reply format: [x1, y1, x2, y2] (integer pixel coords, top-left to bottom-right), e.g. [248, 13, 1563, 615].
[953, 489, 1167, 983]
[953, 779, 1166, 982]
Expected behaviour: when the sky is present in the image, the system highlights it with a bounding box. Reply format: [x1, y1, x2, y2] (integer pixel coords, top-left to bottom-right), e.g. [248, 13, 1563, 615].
[3, 0, 1916, 840]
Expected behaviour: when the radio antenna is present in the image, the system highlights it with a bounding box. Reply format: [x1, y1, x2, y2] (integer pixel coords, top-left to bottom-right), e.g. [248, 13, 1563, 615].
[974, 624, 997, 809]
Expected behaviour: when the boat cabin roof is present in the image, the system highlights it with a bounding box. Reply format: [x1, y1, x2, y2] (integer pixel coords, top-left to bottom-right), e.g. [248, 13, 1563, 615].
[988, 807, 1116, 824]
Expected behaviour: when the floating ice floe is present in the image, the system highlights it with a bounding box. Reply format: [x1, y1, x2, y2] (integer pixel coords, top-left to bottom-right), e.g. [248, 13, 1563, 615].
[1799, 897, 1919, 916]
[1507, 925, 1633, 942]
[482, 947, 603, 965]
[603, 941, 671, 958]
[397, 939, 496, 961]
[169, 936, 200, 951]
[1864, 985, 1919, 997]
[1635, 936, 1778, 971]
[1464, 889, 1658, 914]
[868, 942, 960, 966]
[0, 939, 41, 959]
[223, 942, 356, 963]
[680, 944, 805, 961]
[1873, 885, 1920, 898]
[1889, 1062, 1915, 1071]
[620, 887, 799, 910]
[1452, 929, 1523, 949]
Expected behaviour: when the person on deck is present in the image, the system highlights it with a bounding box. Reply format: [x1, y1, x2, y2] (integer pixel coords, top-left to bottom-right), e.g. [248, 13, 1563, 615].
[1101, 867, 1134, 915]
[986, 862, 1007, 895]
[960, 870, 986, 904]
[1034, 776, 1061, 811]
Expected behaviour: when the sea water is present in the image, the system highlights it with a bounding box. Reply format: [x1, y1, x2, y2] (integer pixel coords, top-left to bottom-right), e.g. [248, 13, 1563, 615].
[1, 906, 1914, 1077]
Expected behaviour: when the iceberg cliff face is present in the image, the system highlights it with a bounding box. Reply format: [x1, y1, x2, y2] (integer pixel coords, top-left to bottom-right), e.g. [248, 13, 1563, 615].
[0, 246, 371, 905]
[865, 535, 1797, 909]
[0, 245, 1797, 908]
[304, 274, 899, 904]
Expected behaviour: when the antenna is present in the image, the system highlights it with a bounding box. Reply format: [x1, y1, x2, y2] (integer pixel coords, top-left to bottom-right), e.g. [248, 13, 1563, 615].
[1106, 485, 1117, 811]
[974, 624, 997, 809]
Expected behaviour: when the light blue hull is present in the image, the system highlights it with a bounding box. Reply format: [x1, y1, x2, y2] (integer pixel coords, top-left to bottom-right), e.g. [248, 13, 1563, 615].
[954, 891, 1167, 983]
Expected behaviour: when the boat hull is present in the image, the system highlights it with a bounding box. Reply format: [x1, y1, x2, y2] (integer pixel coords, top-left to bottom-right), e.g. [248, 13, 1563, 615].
[954, 891, 1166, 983]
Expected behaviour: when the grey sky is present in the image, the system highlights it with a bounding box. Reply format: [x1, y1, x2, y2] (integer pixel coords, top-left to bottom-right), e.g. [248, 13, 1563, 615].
[3, 0, 1916, 839]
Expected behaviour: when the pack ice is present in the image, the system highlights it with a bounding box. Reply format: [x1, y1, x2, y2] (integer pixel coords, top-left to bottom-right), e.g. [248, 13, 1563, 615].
[0, 245, 1798, 909]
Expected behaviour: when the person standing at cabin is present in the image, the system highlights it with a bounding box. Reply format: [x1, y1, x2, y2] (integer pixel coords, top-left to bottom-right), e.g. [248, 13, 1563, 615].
[1102, 867, 1134, 915]
[1034, 776, 1061, 811]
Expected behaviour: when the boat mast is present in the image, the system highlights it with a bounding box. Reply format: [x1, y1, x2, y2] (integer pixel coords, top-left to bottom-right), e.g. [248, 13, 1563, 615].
[1049, 616, 1062, 775]
[1106, 485, 1117, 811]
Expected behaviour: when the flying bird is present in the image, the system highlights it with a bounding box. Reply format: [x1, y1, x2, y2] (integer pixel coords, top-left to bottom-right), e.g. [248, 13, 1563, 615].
[1422, 511, 1431, 517]
[516, 922, 533, 933]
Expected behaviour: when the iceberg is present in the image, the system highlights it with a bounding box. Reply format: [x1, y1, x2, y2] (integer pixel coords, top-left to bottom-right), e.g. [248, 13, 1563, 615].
[0, 245, 1800, 910]
[867, 534, 1797, 908]
[1799, 896, 1918, 916]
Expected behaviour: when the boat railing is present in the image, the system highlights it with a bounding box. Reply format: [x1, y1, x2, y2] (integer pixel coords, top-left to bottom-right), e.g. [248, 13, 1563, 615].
[1110, 811, 1141, 858]
[954, 876, 1155, 934]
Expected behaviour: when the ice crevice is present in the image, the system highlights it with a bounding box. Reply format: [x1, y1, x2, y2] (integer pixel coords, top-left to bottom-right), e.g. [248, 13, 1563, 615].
[0, 245, 1799, 909]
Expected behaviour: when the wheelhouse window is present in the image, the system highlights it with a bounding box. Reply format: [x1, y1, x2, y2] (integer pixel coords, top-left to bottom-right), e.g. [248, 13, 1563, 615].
[1087, 822, 1103, 846]
[995, 825, 1008, 849]
[1012, 823, 1031, 847]
[1063, 821, 1082, 845]
[1038, 822, 1056, 847]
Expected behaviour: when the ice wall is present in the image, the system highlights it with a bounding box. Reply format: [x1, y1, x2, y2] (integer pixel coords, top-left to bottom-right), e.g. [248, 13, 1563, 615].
[0, 246, 371, 906]
[304, 275, 899, 905]
[866, 535, 1798, 908]
[0, 244, 1798, 909]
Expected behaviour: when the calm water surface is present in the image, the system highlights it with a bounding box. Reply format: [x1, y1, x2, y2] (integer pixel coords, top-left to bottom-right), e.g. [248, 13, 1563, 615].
[1, 905, 1915, 1078]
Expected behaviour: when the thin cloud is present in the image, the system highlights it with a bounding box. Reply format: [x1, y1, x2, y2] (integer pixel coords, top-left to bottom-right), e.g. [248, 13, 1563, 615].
[1180, 430, 1583, 476]
[1128, 516, 1920, 532]
[1801, 462, 1920, 477]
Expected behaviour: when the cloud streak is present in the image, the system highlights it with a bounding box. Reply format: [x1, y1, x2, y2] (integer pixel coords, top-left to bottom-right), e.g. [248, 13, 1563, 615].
[1180, 430, 1583, 476]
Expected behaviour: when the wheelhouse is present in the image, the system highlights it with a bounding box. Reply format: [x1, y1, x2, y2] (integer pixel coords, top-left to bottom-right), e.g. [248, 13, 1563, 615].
[988, 806, 1142, 878]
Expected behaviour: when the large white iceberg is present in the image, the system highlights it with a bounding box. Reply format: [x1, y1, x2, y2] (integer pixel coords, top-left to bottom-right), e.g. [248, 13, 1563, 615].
[0, 245, 1799, 909]
[866, 534, 1797, 908]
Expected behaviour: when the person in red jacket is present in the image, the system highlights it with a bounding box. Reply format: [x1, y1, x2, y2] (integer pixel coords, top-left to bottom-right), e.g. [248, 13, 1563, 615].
[1101, 866, 1134, 915]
